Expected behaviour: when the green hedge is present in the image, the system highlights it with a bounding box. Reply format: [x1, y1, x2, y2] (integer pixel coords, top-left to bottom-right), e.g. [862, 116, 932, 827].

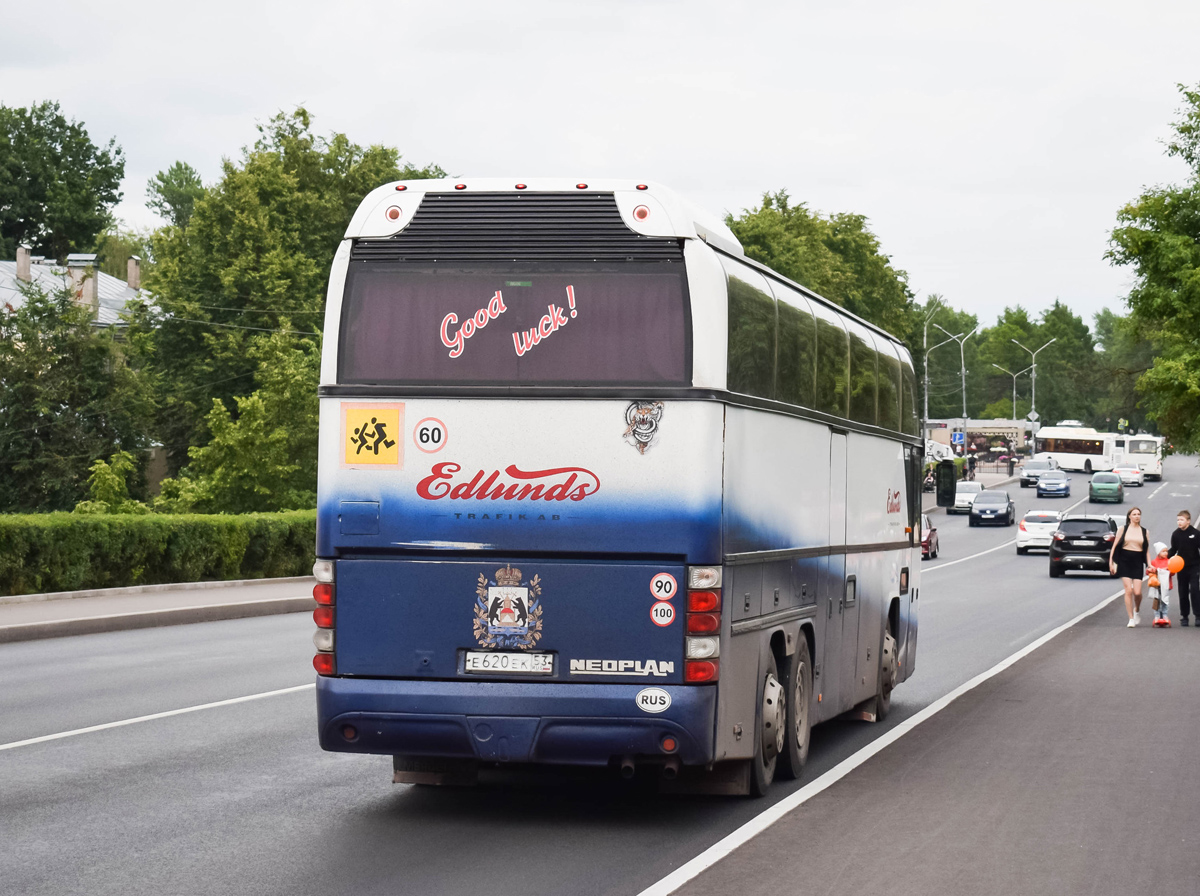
[0, 511, 316, 596]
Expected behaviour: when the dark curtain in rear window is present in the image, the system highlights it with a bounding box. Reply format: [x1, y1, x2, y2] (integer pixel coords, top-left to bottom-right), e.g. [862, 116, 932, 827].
[339, 263, 689, 385]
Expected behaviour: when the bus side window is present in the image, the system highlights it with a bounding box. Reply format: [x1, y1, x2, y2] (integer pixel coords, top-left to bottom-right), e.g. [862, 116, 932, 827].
[874, 335, 902, 433]
[845, 319, 878, 427]
[898, 347, 920, 436]
[722, 257, 776, 400]
[771, 281, 816, 409]
[811, 300, 849, 418]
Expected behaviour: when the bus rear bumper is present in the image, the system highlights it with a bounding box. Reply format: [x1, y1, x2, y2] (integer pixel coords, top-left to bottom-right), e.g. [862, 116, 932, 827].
[316, 676, 716, 767]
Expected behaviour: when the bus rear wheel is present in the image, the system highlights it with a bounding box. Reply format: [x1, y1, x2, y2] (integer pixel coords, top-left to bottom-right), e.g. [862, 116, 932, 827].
[778, 639, 813, 780]
[876, 623, 898, 721]
[750, 653, 784, 797]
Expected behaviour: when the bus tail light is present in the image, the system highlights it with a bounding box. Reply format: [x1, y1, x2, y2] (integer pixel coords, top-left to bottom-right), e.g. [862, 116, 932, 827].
[685, 660, 719, 683]
[685, 567, 722, 682]
[312, 559, 336, 676]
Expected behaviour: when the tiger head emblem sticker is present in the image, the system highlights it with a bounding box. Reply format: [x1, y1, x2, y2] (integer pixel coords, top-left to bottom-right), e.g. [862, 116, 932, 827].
[624, 401, 664, 455]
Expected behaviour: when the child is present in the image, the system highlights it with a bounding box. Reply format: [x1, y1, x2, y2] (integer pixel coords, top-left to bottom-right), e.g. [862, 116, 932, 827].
[1148, 541, 1173, 627]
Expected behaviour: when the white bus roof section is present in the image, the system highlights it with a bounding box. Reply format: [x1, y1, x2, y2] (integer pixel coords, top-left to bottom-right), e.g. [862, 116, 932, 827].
[344, 179, 744, 256]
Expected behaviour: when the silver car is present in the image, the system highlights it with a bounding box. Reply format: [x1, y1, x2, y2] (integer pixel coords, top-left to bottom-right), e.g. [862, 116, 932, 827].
[951, 481, 984, 514]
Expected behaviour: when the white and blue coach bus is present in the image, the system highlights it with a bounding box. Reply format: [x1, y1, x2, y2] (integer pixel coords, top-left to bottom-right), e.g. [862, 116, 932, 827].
[312, 180, 922, 796]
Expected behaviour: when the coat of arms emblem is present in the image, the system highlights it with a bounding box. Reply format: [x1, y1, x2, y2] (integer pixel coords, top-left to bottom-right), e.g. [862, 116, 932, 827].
[473, 565, 544, 649]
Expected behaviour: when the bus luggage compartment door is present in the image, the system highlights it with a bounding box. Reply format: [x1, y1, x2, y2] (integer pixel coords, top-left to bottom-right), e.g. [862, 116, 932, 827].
[334, 557, 687, 685]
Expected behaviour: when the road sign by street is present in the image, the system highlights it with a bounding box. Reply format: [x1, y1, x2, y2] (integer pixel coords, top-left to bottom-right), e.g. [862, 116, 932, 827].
[1027, 410, 1040, 422]
[951, 432, 965, 445]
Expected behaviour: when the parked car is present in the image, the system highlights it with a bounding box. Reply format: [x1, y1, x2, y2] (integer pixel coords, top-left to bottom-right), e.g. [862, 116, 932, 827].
[1016, 509, 1063, 554]
[969, 490, 1016, 527]
[1036, 469, 1071, 498]
[951, 481, 984, 514]
[1019, 459, 1058, 488]
[1112, 465, 1145, 487]
[1049, 515, 1118, 577]
[1088, 472, 1124, 504]
[921, 513, 939, 560]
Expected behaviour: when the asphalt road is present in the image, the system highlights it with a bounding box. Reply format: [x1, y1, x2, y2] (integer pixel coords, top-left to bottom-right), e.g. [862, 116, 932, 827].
[2, 457, 1195, 896]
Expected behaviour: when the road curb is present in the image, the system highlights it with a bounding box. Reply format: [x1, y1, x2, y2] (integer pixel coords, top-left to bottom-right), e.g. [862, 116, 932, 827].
[0, 576, 315, 606]
[0, 597, 314, 644]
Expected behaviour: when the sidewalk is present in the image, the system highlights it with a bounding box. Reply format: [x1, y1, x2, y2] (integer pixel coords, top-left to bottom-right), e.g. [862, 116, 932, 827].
[673, 597, 1200, 896]
[922, 469, 1017, 513]
[0, 577, 314, 643]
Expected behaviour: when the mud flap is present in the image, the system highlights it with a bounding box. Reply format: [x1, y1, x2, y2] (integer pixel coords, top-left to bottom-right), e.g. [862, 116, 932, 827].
[392, 755, 478, 786]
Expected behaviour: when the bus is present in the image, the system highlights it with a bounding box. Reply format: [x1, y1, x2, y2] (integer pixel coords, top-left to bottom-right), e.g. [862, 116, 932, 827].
[312, 180, 922, 796]
[1034, 425, 1117, 472]
[1122, 434, 1164, 480]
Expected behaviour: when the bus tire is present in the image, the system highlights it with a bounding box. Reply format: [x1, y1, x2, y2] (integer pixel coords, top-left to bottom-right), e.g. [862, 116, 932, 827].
[875, 622, 897, 721]
[750, 652, 783, 797]
[778, 639, 813, 780]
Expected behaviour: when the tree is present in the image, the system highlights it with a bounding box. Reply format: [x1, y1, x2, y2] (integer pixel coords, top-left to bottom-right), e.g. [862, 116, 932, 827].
[146, 161, 204, 228]
[1108, 83, 1200, 450]
[0, 280, 155, 512]
[0, 101, 125, 260]
[1092, 308, 1155, 433]
[153, 324, 320, 513]
[727, 191, 916, 338]
[138, 107, 445, 477]
[73, 451, 150, 514]
[94, 225, 153, 280]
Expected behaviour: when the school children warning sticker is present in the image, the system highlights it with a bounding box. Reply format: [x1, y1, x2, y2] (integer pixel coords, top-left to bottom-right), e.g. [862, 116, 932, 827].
[342, 403, 404, 467]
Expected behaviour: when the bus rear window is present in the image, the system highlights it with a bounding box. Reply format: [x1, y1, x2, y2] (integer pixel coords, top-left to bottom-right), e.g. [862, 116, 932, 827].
[339, 262, 689, 386]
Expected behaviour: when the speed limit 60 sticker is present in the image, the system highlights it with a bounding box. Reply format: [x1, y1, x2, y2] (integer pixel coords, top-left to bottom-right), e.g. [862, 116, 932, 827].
[650, 601, 676, 627]
[413, 418, 447, 453]
[650, 573, 677, 600]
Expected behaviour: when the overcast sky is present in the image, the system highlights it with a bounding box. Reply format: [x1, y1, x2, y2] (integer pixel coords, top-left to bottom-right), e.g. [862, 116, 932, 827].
[4, 0, 1198, 332]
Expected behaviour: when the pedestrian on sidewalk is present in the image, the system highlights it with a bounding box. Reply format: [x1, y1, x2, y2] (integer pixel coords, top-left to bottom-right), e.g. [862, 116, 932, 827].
[1148, 541, 1173, 627]
[1168, 510, 1200, 626]
[1109, 506, 1150, 627]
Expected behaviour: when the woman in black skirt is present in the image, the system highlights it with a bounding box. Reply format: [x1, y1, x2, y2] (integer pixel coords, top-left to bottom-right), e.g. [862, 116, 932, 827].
[1109, 506, 1151, 627]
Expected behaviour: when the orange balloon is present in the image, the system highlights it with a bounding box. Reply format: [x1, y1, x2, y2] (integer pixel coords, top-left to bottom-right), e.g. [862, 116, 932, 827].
[1168, 555, 1185, 574]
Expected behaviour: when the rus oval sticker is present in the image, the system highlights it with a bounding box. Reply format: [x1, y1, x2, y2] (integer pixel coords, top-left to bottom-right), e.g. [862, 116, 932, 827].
[635, 687, 671, 714]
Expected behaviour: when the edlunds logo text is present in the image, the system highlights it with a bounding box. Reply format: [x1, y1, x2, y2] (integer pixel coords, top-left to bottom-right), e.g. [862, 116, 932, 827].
[417, 463, 600, 502]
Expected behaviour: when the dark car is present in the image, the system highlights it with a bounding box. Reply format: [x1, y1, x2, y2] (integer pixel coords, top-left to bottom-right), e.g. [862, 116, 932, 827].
[1049, 516, 1118, 577]
[969, 490, 1015, 527]
[1020, 459, 1057, 488]
[1036, 470, 1071, 498]
[921, 513, 939, 560]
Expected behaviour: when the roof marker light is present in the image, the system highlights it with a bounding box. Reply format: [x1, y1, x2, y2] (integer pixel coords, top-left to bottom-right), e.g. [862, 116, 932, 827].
[395, 185, 407, 191]
[576, 183, 588, 189]
[515, 183, 527, 190]
[455, 183, 467, 190]
[636, 184, 649, 191]
[385, 206, 401, 221]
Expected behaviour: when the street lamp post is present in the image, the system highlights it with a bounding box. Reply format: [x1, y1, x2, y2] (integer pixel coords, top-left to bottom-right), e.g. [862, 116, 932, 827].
[1011, 337, 1057, 421]
[992, 363, 1033, 420]
[935, 323, 979, 451]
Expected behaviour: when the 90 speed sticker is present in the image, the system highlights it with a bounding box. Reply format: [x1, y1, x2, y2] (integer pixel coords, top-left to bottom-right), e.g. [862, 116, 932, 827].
[650, 572, 677, 600]
[650, 601, 675, 627]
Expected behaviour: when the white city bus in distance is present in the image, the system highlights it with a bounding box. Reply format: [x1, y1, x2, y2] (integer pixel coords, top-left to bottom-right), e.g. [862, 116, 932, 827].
[1034, 426, 1116, 473]
[1123, 434, 1164, 481]
[312, 179, 921, 796]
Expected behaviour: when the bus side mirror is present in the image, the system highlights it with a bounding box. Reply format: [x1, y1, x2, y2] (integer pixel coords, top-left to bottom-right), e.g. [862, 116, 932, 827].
[936, 460, 957, 508]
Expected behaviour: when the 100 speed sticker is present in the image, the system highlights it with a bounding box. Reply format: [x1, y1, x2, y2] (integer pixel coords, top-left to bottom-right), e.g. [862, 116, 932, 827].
[650, 601, 675, 627]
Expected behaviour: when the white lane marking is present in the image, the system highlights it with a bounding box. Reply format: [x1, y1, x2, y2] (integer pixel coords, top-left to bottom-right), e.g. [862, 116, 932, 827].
[923, 539, 1015, 573]
[0, 683, 315, 752]
[1149, 483, 1167, 500]
[636, 588, 1123, 896]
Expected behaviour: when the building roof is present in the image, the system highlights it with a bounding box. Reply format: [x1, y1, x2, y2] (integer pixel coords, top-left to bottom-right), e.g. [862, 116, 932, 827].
[0, 259, 151, 327]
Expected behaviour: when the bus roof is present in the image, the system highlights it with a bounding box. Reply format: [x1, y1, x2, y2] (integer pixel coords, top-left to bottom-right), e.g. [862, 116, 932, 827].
[345, 179, 910, 354]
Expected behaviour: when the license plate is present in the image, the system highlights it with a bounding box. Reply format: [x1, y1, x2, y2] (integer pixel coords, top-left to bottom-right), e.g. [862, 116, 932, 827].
[1074, 539, 1096, 546]
[464, 651, 554, 674]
